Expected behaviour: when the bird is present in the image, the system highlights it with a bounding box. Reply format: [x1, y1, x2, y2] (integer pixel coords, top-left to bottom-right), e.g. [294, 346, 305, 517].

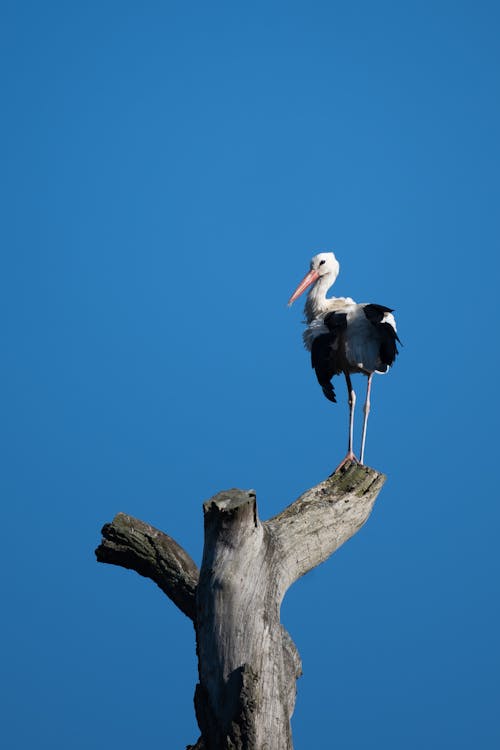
[288, 251, 400, 471]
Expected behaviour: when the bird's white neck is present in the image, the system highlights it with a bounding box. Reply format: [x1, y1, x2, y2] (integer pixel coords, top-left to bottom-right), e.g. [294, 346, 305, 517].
[304, 273, 337, 322]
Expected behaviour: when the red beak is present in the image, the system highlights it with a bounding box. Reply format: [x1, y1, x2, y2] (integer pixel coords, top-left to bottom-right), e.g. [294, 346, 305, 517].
[287, 268, 320, 306]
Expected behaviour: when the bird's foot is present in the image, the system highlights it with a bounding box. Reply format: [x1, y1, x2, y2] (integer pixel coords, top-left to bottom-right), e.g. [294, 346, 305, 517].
[334, 452, 360, 473]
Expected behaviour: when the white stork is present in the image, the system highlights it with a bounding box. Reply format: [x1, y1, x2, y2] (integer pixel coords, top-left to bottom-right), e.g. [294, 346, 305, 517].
[288, 252, 400, 470]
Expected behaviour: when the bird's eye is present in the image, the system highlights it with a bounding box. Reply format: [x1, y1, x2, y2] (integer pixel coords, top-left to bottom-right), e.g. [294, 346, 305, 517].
[319, 260, 326, 266]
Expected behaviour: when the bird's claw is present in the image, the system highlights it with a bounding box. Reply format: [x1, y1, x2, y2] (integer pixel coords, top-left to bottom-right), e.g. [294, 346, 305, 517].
[334, 452, 360, 474]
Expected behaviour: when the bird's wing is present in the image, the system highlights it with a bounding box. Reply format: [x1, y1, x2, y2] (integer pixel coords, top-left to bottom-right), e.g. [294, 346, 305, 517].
[310, 312, 348, 403]
[363, 304, 401, 369]
[302, 317, 328, 350]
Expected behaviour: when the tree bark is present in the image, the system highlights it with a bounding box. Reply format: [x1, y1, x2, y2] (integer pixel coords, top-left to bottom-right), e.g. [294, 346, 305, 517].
[95, 462, 385, 749]
[96, 512, 198, 619]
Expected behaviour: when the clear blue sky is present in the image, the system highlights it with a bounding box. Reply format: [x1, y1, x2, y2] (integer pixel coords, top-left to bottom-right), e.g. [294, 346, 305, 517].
[2, 1, 499, 748]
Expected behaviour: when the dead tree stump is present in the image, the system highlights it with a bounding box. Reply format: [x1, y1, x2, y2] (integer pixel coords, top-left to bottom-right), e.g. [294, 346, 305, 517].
[95, 462, 385, 749]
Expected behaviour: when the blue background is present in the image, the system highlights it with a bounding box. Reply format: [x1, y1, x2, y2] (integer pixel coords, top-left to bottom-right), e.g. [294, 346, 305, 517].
[2, 2, 499, 748]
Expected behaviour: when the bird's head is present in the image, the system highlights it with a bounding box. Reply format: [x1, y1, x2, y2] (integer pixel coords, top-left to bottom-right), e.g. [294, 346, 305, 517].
[287, 252, 340, 306]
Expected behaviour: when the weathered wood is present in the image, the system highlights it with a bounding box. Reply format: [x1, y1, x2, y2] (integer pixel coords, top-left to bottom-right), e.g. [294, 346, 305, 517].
[95, 512, 199, 620]
[95, 462, 386, 749]
[267, 463, 386, 596]
[195, 489, 294, 749]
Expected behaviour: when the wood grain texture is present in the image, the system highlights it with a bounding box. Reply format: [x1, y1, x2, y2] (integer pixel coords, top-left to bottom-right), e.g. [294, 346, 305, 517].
[195, 489, 293, 749]
[266, 463, 386, 596]
[95, 512, 199, 620]
[95, 462, 385, 749]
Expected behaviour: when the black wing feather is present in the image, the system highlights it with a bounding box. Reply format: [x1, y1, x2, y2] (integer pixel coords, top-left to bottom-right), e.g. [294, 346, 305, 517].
[363, 304, 401, 368]
[310, 312, 347, 403]
[363, 303, 394, 323]
[323, 310, 348, 331]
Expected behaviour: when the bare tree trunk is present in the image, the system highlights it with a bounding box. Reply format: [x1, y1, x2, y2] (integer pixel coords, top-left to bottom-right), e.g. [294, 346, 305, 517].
[96, 462, 385, 749]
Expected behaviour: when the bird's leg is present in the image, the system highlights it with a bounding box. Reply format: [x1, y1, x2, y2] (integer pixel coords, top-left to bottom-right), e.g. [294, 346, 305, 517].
[346, 372, 356, 458]
[359, 373, 373, 465]
[334, 372, 358, 472]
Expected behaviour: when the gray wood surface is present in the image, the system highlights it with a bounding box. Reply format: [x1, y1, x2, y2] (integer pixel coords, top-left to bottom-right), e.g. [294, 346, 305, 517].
[96, 462, 385, 749]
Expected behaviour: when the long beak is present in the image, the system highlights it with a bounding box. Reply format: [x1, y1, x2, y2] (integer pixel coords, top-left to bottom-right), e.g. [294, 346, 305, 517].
[287, 269, 320, 306]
